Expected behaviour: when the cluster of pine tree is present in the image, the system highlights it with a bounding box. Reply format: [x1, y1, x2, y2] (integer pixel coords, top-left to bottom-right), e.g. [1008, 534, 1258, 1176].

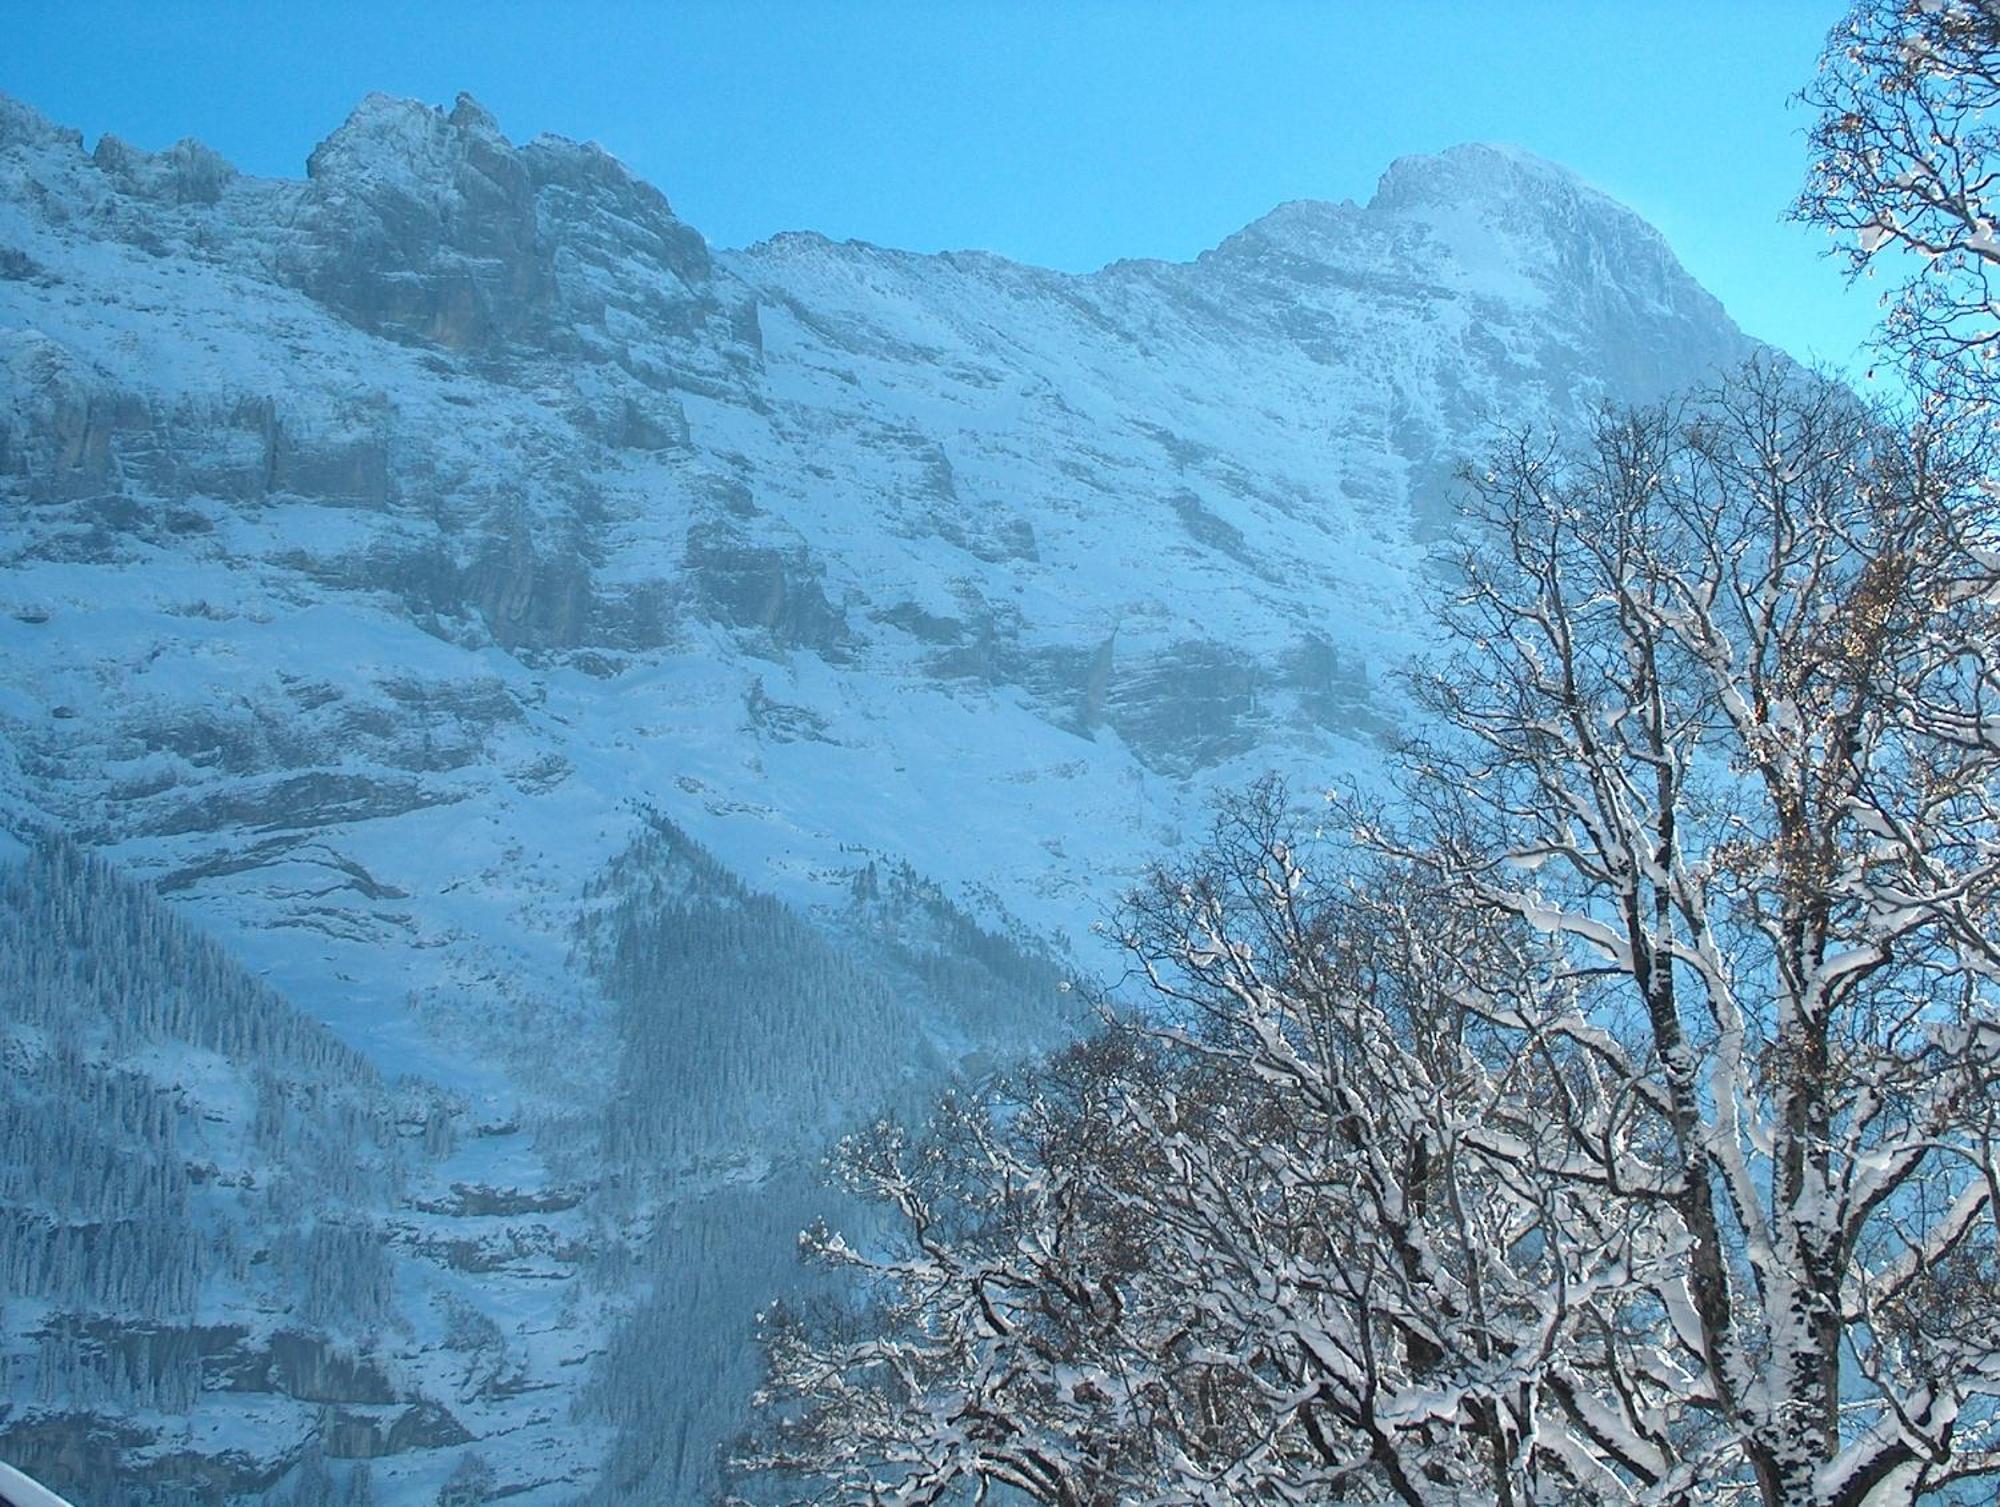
[571, 816, 1077, 1502]
[0, 838, 376, 1074]
[0, 834, 446, 1502]
[840, 857, 1075, 1052]
[573, 815, 934, 1170]
[574, 1168, 864, 1506]
[2, 1046, 201, 1320]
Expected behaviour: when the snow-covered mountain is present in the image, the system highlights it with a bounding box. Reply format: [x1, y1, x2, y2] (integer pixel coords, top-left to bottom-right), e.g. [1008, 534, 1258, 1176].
[0, 89, 1757, 1504]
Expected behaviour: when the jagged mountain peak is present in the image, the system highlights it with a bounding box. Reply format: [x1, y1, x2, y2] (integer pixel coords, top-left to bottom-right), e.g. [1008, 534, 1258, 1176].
[305, 90, 668, 211]
[264, 89, 727, 365]
[310, 89, 505, 165]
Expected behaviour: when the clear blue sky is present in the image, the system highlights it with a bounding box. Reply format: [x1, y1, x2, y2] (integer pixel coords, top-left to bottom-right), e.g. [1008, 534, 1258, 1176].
[4, 1, 1878, 374]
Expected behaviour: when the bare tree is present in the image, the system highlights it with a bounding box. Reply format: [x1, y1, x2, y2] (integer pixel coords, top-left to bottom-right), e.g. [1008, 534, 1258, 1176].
[1104, 795, 1662, 1507]
[736, 1040, 1178, 1507]
[1798, 0, 2000, 399]
[1387, 362, 2000, 1505]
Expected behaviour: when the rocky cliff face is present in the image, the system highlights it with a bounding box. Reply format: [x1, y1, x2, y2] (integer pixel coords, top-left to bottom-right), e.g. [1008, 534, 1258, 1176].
[0, 91, 1759, 1503]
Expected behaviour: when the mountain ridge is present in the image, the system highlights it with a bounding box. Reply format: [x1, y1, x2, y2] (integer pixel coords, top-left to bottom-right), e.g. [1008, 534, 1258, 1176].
[4, 87, 1702, 293]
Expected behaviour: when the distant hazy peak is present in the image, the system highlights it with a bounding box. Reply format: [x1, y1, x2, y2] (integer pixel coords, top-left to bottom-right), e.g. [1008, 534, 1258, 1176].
[1240, 143, 1655, 249]
[1368, 141, 1589, 213]
[1369, 141, 1683, 272]
[1211, 140, 1690, 295]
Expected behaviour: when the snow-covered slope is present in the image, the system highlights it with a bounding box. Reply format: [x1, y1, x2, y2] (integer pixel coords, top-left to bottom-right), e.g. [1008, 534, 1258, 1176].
[0, 89, 1757, 1503]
